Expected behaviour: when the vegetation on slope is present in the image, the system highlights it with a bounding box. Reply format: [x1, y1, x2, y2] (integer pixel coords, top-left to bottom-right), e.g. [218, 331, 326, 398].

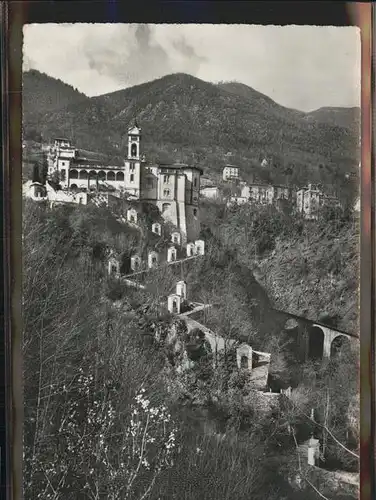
[201, 197, 359, 334]
[23, 69, 88, 127]
[23, 198, 359, 499]
[23, 72, 360, 189]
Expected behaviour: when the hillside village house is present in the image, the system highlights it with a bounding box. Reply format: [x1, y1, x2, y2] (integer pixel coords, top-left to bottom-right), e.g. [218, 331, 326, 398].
[200, 185, 220, 200]
[227, 182, 291, 208]
[296, 184, 341, 220]
[46, 121, 203, 243]
[23, 179, 92, 207]
[200, 177, 214, 188]
[222, 165, 240, 181]
[23, 181, 47, 201]
[240, 183, 291, 205]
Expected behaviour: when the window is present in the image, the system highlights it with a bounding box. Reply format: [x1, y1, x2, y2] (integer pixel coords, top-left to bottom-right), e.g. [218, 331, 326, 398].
[163, 189, 170, 197]
[194, 178, 197, 187]
[130, 164, 135, 172]
[60, 170, 66, 181]
[131, 143, 137, 157]
[240, 355, 248, 369]
[193, 208, 197, 217]
[147, 177, 153, 188]
[130, 174, 134, 182]
[111, 265, 117, 274]
[173, 236, 178, 243]
[163, 175, 169, 184]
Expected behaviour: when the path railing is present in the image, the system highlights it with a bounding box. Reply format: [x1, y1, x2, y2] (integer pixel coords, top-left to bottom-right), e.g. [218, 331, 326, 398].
[123, 254, 203, 279]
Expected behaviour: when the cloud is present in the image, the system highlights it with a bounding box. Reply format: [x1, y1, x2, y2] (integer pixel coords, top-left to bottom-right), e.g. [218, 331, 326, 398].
[22, 23, 360, 111]
[79, 24, 207, 90]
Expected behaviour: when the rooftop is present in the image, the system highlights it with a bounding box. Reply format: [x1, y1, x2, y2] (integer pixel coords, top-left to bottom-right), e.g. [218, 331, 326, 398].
[158, 163, 204, 174]
[246, 182, 290, 189]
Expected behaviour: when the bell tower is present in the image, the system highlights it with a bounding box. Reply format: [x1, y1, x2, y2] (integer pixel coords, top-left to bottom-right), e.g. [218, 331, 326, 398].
[127, 119, 141, 160]
[124, 119, 142, 198]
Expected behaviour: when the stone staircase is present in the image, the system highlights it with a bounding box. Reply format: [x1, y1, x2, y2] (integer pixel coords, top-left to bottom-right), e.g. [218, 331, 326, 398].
[91, 193, 109, 207]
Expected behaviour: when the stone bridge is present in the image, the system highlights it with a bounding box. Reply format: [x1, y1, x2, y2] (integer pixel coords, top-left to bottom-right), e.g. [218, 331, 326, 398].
[273, 309, 359, 362]
[179, 304, 271, 389]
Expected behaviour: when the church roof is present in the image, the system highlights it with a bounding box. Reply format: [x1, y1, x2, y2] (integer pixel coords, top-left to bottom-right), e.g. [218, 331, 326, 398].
[128, 119, 141, 135]
[158, 163, 204, 174]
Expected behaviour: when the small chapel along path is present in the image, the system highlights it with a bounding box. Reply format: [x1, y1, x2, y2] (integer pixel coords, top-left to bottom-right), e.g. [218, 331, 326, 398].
[122, 253, 203, 280]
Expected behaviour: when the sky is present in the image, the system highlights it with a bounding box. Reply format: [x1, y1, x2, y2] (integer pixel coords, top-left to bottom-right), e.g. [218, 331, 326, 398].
[23, 23, 361, 112]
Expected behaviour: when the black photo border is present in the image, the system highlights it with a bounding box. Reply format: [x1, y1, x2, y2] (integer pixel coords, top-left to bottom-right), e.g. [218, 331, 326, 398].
[1, 2, 373, 499]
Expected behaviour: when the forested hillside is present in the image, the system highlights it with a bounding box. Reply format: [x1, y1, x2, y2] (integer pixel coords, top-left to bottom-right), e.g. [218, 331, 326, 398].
[303, 107, 361, 132]
[23, 71, 360, 189]
[200, 198, 359, 334]
[23, 198, 359, 500]
[22, 69, 88, 141]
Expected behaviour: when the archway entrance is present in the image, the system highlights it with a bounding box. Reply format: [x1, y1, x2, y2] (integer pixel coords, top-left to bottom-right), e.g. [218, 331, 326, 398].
[307, 326, 324, 361]
[240, 355, 249, 369]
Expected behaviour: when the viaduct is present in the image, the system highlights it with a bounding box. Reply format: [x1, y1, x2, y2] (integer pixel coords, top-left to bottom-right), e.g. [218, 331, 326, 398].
[272, 308, 359, 362]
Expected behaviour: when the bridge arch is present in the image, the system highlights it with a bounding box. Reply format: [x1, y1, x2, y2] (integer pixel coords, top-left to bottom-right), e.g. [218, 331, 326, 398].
[330, 334, 351, 359]
[307, 325, 325, 361]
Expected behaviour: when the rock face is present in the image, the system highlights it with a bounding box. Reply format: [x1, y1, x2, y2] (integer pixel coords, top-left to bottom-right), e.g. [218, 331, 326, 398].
[307, 466, 359, 499]
[289, 464, 359, 499]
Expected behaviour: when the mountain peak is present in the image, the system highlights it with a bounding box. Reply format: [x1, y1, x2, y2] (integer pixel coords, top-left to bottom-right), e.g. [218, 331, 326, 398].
[23, 69, 88, 120]
[23, 70, 359, 189]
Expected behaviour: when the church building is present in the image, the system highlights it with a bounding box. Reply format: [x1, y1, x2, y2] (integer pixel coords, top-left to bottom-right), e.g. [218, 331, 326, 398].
[49, 120, 203, 243]
[123, 122, 202, 243]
